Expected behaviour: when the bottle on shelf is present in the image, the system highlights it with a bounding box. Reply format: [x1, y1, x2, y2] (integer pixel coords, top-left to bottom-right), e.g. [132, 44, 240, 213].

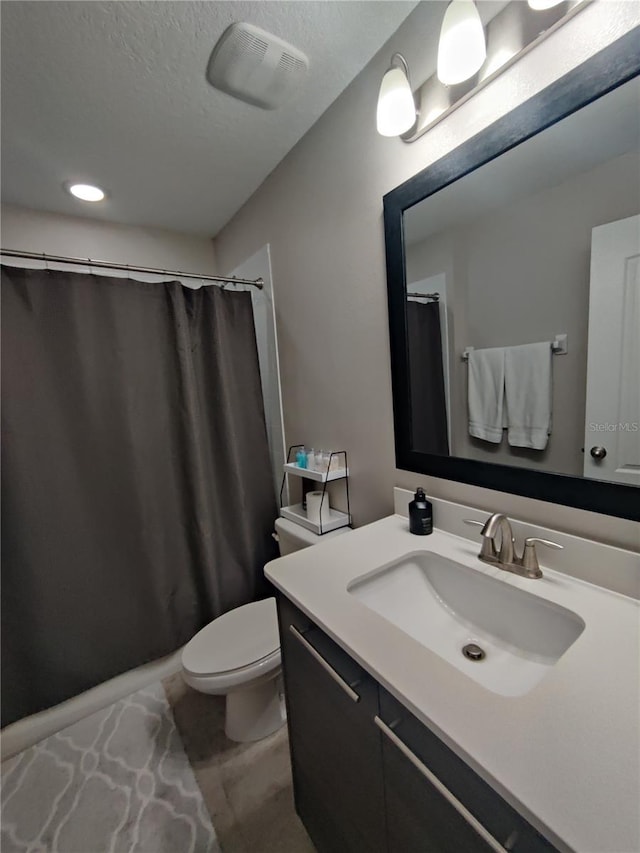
[306, 448, 316, 471]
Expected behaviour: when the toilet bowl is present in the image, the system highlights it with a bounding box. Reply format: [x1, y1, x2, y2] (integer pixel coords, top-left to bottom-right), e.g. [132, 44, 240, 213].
[182, 597, 283, 742]
[181, 517, 350, 742]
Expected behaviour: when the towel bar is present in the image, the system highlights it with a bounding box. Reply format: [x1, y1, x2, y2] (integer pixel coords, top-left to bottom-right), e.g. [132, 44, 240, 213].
[461, 334, 567, 362]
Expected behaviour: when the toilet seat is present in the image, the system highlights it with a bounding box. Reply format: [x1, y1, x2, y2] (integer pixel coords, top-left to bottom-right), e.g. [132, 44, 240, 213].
[183, 647, 281, 693]
[182, 596, 280, 678]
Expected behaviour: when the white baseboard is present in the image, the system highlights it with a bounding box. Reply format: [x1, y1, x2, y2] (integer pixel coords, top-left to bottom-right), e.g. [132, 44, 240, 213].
[1, 649, 183, 761]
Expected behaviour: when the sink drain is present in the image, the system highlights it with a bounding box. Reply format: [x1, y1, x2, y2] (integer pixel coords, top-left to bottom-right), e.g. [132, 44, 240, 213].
[462, 642, 486, 662]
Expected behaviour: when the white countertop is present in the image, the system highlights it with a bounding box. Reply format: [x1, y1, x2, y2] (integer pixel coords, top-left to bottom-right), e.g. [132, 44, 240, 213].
[265, 514, 640, 853]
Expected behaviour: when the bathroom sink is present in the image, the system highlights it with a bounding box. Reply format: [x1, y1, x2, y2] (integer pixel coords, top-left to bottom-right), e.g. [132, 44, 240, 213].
[347, 551, 585, 697]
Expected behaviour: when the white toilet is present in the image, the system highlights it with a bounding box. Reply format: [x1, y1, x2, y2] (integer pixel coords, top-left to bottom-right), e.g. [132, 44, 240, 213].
[181, 517, 350, 742]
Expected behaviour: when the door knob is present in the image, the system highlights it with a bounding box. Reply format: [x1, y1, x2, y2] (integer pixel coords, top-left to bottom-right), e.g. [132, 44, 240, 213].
[590, 446, 607, 460]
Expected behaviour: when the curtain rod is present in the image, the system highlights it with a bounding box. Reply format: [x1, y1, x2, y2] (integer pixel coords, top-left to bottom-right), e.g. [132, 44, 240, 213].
[0, 249, 264, 289]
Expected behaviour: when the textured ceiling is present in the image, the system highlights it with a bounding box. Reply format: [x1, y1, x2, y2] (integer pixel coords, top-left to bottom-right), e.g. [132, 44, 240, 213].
[1, 1, 418, 236]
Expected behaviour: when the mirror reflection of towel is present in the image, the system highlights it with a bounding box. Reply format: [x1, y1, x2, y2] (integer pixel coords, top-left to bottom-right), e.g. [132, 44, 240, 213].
[505, 342, 552, 450]
[468, 347, 505, 443]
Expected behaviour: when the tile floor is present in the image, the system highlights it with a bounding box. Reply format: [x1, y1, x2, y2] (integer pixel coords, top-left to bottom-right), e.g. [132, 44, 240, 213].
[164, 673, 316, 853]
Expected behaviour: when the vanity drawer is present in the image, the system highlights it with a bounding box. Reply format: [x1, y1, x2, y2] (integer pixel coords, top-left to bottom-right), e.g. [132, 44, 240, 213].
[378, 688, 557, 853]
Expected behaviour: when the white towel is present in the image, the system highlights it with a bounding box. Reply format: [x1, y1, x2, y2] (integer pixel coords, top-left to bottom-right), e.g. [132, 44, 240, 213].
[468, 347, 505, 443]
[504, 342, 552, 450]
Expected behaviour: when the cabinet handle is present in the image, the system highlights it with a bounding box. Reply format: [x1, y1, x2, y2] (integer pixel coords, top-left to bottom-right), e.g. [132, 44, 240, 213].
[374, 716, 508, 853]
[289, 625, 360, 702]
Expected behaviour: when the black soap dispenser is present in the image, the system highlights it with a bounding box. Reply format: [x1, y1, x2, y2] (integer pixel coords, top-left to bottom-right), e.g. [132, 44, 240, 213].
[409, 487, 433, 535]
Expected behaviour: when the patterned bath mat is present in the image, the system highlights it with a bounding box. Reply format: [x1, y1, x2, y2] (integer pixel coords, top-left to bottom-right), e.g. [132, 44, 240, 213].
[1, 682, 220, 853]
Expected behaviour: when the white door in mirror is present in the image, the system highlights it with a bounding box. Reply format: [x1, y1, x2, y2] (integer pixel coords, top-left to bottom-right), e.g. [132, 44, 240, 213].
[584, 214, 640, 484]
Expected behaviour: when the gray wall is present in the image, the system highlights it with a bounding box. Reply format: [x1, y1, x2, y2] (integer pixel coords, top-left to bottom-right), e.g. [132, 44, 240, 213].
[213, 2, 639, 550]
[406, 150, 639, 476]
[1, 204, 218, 273]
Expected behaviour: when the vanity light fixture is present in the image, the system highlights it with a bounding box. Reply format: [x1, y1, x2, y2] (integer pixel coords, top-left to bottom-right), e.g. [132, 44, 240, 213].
[66, 183, 106, 202]
[437, 0, 486, 86]
[377, 0, 587, 143]
[376, 53, 417, 137]
[527, 0, 565, 8]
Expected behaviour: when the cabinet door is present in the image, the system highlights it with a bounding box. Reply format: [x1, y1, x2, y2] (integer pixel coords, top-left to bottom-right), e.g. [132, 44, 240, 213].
[277, 594, 386, 853]
[379, 689, 557, 853]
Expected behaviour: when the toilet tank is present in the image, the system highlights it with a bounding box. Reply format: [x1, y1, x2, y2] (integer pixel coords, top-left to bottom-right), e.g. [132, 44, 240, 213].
[274, 517, 350, 555]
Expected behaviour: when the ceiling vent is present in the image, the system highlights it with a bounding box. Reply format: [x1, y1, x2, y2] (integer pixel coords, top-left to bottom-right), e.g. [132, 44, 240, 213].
[206, 23, 309, 110]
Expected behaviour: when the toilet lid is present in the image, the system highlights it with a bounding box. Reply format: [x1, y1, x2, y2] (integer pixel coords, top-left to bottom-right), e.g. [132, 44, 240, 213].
[182, 597, 280, 676]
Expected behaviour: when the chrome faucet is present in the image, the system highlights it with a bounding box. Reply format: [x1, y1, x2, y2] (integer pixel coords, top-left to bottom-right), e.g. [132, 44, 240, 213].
[464, 513, 563, 579]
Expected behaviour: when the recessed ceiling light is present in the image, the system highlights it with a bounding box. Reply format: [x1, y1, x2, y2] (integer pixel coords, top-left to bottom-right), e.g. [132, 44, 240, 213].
[67, 183, 106, 202]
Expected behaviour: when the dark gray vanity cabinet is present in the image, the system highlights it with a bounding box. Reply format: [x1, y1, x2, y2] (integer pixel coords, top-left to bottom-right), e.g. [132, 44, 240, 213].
[277, 593, 558, 853]
[278, 594, 387, 853]
[378, 688, 492, 852]
[378, 689, 556, 853]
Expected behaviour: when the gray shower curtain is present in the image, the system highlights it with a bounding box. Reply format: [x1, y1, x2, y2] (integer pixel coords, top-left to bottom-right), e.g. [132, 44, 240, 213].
[407, 300, 450, 456]
[1, 266, 278, 727]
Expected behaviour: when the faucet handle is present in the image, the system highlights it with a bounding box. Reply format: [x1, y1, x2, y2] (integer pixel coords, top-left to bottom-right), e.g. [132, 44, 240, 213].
[524, 537, 563, 550]
[463, 519, 484, 528]
[521, 537, 563, 575]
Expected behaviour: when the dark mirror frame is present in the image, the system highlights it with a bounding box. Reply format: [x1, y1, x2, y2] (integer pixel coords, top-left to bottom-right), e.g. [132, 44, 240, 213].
[384, 30, 640, 522]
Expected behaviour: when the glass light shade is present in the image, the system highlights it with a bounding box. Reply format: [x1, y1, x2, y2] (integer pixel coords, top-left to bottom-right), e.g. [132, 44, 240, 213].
[528, 0, 564, 8]
[376, 66, 415, 137]
[68, 183, 105, 202]
[437, 0, 486, 86]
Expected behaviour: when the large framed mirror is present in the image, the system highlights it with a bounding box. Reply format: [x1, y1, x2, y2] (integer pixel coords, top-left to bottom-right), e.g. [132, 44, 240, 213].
[384, 30, 640, 521]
